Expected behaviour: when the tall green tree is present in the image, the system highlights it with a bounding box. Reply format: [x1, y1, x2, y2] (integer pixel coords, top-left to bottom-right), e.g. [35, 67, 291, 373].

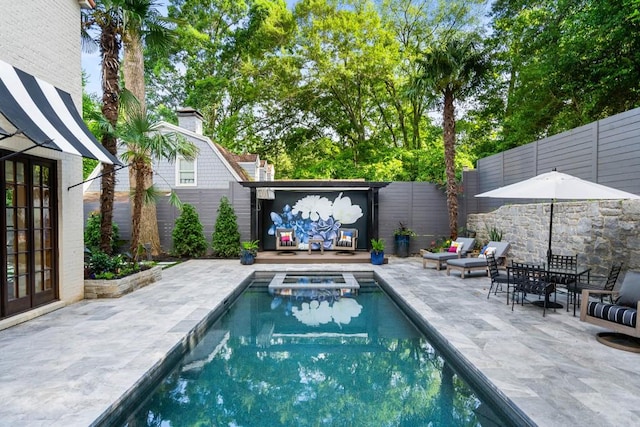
[486, 0, 640, 150]
[414, 34, 489, 239]
[293, 0, 400, 168]
[82, 0, 126, 254]
[149, 0, 294, 144]
[118, 109, 198, 255]
[121, 0, 177, 256]
[212, 196, 241, 258]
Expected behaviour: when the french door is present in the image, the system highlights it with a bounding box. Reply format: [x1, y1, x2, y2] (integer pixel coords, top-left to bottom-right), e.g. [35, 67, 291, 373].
[2, 155, 57, 318]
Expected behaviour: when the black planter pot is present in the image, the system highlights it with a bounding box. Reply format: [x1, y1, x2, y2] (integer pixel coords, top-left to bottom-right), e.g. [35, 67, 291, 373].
[395, 235, 410, 257]
[240, 250, 256, 265]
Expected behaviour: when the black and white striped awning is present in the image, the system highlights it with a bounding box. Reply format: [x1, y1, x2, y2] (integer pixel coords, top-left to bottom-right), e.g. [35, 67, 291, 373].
[0, 59, 121, 165]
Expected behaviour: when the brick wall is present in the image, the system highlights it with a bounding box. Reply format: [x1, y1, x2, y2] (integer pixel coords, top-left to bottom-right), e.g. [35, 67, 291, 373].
[0, 0, 86, 307]
[0, 0, 82, 101]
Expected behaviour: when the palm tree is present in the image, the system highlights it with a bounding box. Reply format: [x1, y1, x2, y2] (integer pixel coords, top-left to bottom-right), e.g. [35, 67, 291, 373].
[82, 1, 126, 254]
[121, 0, 175, 256]
[83, 0, 175, 255]
[118, 109, 198, 256]
[414, 35, 488, 239]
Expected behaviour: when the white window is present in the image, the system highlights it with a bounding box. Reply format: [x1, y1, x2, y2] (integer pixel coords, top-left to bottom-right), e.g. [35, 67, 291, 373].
[176, 157, 196, 186]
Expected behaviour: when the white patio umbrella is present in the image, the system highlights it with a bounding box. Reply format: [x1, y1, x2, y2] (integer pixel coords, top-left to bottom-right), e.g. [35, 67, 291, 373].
[475, 170, 640, 265]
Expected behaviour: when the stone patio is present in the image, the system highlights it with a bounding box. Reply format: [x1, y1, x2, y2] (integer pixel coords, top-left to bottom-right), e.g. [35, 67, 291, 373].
[1, 257, 639, 426]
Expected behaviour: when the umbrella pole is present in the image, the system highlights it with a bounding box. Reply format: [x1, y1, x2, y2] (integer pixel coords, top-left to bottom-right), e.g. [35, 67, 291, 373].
[547, 201, 554, 267]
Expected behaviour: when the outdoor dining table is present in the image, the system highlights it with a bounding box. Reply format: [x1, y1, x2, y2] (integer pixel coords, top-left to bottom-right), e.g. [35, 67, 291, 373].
[505, 264, 590, 315]
[548, 267, 591, 316]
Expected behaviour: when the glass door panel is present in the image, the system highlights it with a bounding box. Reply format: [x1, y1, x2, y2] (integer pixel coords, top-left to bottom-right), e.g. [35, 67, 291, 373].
[2, 159, 57, 317]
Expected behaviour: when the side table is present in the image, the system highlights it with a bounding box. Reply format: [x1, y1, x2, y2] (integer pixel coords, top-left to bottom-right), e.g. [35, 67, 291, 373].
[308, 238, 325, 254]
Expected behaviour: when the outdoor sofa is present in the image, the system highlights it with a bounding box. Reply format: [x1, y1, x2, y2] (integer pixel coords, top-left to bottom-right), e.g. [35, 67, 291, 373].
[422, 237, 476, 270]
[446, 241, 511, 279]
[580, 271, 640, 350]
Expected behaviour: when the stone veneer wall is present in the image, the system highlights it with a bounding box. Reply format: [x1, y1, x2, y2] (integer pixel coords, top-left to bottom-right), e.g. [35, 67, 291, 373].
[84, 266, 163, 299]
[466, 200, 640, 277]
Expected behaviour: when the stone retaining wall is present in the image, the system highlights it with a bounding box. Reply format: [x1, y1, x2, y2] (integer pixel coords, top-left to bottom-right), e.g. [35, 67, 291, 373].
[84, 266, 163, 299]
[466, 200, 640, 277]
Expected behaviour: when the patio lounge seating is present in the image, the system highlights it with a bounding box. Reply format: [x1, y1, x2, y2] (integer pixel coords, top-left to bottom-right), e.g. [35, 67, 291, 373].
[422, 237, 475, 270]
[334, 228, 358, 252]
[446, 241, 510, 279]
[275, 228, 298, 252]
[580, 271, 640, 352]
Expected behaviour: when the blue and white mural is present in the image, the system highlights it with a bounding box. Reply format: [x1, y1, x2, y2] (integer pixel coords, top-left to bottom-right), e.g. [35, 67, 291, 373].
[267, 192, 364, 250]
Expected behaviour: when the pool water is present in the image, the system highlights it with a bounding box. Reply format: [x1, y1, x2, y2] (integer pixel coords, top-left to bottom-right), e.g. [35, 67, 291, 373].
[120, 279, 506, 426]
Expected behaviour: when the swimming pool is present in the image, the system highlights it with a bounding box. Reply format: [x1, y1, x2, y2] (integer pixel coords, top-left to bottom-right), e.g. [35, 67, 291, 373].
[95, 272, 532, 426]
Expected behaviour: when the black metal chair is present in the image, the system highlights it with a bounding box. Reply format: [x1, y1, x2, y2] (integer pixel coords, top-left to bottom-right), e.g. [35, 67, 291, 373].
[568, 263, 623, 316]
[549, 254, 578, 271]
[548, 254, 578, 286]
[486, 253, 511, 303]
[511, 262, 556, 317]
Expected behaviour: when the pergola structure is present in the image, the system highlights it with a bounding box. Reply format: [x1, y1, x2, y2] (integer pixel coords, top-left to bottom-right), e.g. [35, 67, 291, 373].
[239, 180, 389, 251]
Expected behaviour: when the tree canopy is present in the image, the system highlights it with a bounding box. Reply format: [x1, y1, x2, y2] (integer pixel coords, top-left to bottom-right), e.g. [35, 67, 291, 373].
[135, 0, 640, 181]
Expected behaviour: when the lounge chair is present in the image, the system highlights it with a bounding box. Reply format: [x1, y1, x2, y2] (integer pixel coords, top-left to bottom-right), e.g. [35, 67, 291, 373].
[446, 241, 510, 279]
[275, 228, 298, 252]
[580, 271, 640, 352]
[422, 237, 475, 270]
[334, 228, 358, 252]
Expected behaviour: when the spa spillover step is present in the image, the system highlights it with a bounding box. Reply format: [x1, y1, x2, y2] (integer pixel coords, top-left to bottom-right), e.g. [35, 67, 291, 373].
[268, 272, 359, 290]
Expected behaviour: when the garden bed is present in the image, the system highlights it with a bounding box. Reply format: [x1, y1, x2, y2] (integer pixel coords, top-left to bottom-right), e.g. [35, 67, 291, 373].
[84, 265, 163, 299]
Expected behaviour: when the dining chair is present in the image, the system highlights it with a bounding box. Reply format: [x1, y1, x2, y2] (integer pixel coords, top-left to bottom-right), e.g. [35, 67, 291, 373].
[510, 262, 556, 317]
[568, 263, 623, 316]
[486, 253, 510, 303]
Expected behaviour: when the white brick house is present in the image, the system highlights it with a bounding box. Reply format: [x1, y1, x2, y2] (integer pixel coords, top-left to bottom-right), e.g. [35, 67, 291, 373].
[0, 0, 119, 327]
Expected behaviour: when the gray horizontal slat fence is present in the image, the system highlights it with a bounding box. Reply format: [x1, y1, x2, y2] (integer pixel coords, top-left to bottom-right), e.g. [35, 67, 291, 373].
[83, 196, 132, 251]
[378, 182, 450, 255]
[468, 106, 640, 216]
[598, 109, 640, 193]
[156, 182, 251, 253]
[83, 184, 250, 254]
[476, 153, 504, 212]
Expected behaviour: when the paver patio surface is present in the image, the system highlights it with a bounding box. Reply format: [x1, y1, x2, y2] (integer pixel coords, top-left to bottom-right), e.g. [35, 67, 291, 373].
[1, 257, 639, 426]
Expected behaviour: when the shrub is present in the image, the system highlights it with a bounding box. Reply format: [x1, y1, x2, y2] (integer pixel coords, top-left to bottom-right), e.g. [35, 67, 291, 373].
[212, 196, 241, 258]
[84, 211, 120, 253]
[85, 249, 146, 279]
[172, 203, 208, 258]
[486, 225, 503, 242]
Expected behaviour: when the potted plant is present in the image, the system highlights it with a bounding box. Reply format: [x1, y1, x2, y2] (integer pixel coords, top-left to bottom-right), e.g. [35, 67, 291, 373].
[240, 240, 259, 265]
[394, 222, 416, 258]
[370, 238, 385, 265]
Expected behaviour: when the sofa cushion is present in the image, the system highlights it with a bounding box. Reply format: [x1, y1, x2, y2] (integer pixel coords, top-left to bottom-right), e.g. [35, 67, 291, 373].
[586, 301, 637, 328]
[615, 271, 640, 307]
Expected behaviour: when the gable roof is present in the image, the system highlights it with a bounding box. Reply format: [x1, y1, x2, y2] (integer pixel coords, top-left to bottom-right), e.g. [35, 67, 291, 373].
[154, 121, 258, 181]
[213, 142, 253, 181]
